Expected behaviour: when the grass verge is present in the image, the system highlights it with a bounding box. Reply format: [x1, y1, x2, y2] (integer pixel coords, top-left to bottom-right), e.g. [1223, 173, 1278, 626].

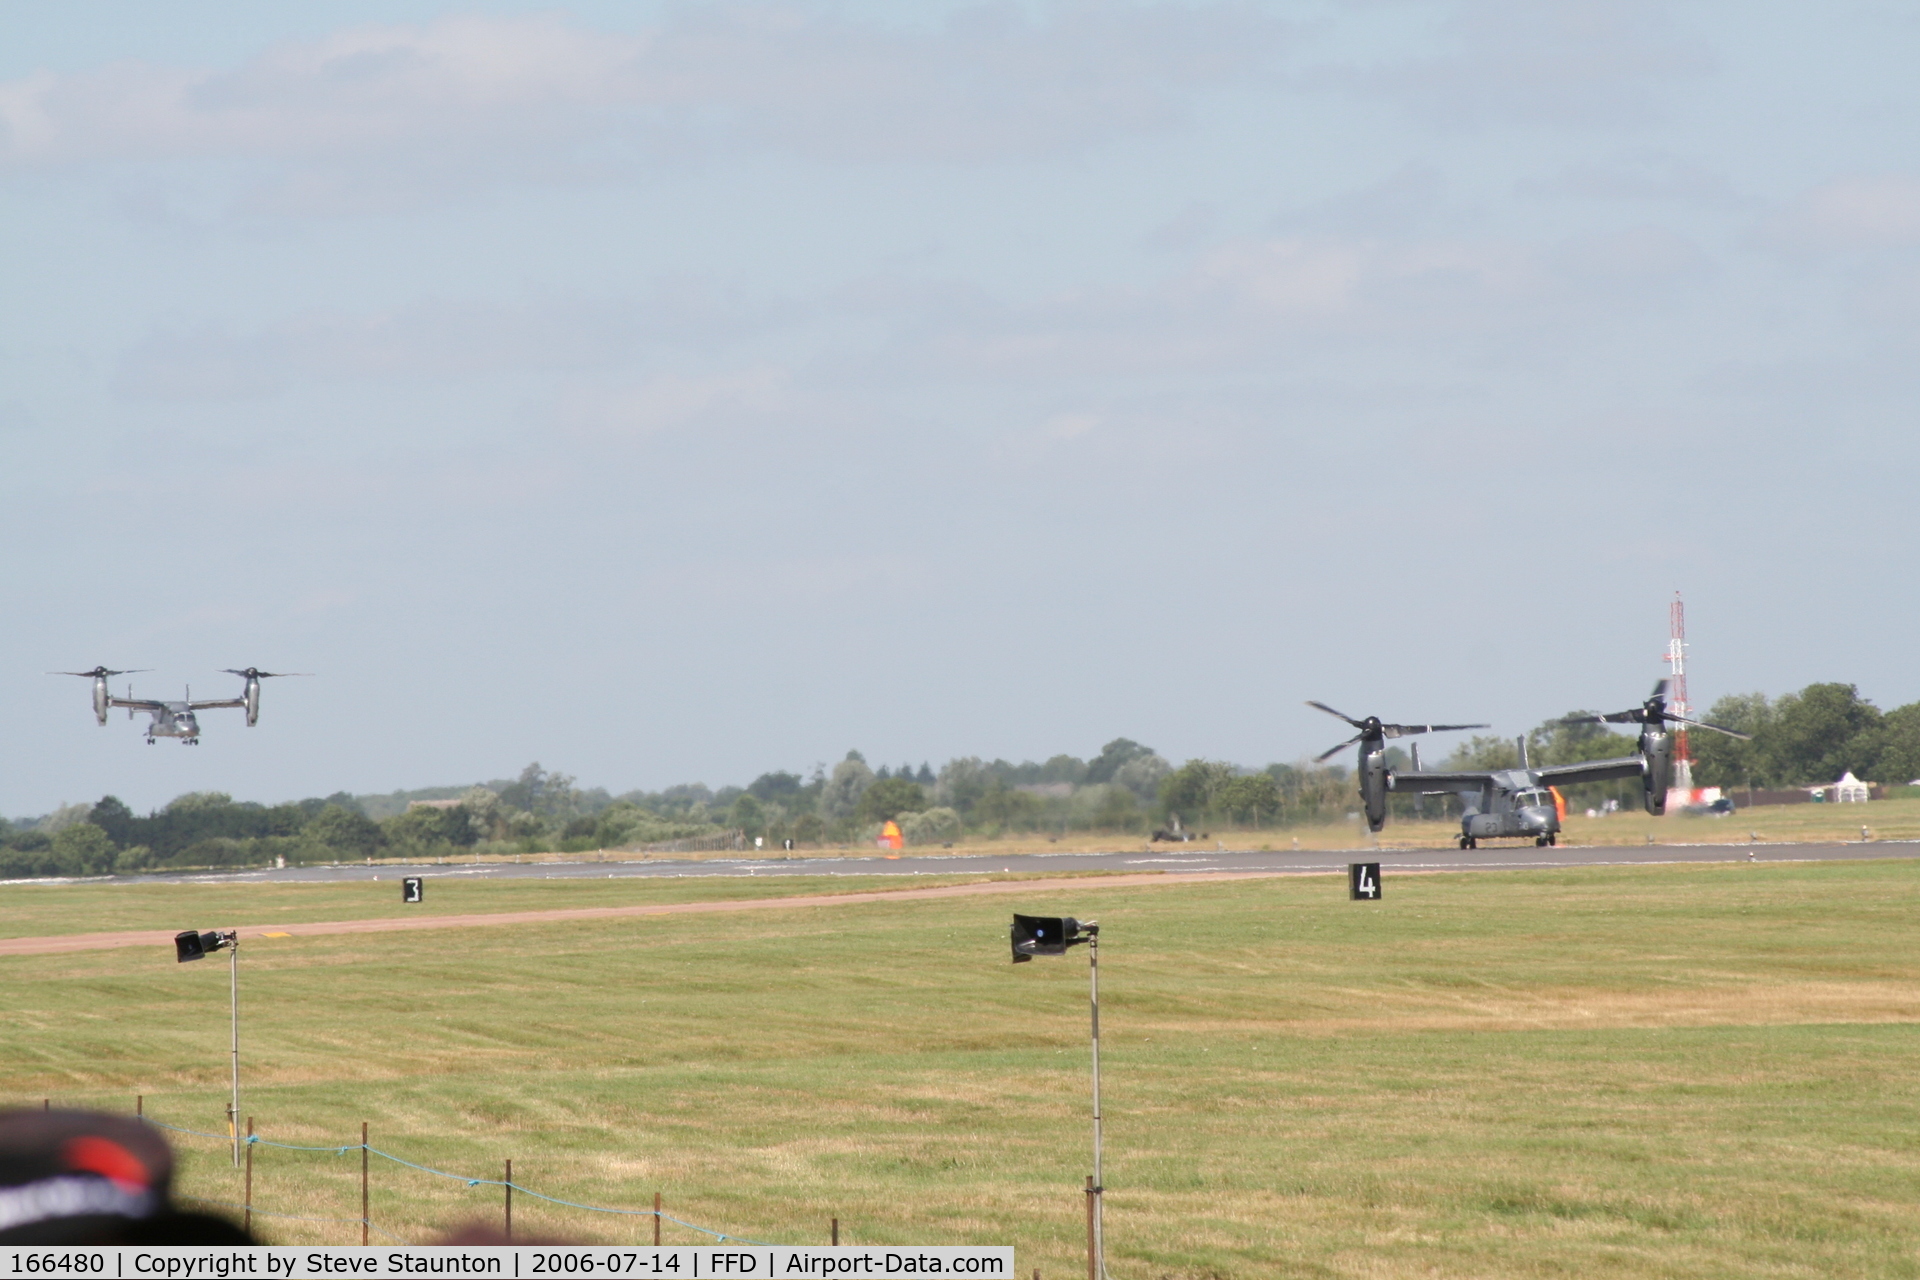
[4, 860, 1919, 1277]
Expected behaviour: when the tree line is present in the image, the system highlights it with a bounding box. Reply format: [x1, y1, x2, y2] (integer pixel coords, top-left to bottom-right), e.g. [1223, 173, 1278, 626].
[7, 686, 1914, 878]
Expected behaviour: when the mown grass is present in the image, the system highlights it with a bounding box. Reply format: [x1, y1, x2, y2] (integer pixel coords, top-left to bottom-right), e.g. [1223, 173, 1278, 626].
[0, 871, 1129, 941]
[5, 861, 1920, 1277]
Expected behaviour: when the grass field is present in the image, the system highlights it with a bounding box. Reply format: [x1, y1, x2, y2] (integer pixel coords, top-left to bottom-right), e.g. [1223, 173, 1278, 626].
[6, 860, 1920, 1277]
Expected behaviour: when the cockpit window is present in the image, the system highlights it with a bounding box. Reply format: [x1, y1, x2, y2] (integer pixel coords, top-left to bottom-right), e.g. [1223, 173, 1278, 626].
[1515, 789, 1551, 808]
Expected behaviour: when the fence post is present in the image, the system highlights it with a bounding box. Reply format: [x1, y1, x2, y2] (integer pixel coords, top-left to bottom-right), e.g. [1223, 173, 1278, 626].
[1085, 1177, 1096, 1280]
[361, 1123, 369, 1246]
[505, 1160, 513, 1242]
[244, 1117, 253, 1236]
[136, 1096, 143, 1119]
[654, 1192, 661, 1247]
[831, 1218, 838, 1246]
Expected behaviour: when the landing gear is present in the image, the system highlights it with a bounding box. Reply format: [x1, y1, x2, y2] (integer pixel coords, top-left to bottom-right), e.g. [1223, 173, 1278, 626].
[1460, 836, 1478, 850]
[1535, 836, 1549, 847]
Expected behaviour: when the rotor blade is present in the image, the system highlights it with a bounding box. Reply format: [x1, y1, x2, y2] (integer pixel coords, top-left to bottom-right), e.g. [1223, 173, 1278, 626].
[1380, 722, 1490, 737]
[50, 668, 149, 677]
[1669, 715, 1752, 741]
[1556, 715, 1608, 726]
[1651, 678, 1670, 701]
[1305, 700, 1364, 729]
[1314, 734, 1362, 763]
[221, 669, 311, 678]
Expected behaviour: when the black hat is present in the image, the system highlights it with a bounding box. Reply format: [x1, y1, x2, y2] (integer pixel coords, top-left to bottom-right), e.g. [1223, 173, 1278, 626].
[0, 1109, 210, 1243]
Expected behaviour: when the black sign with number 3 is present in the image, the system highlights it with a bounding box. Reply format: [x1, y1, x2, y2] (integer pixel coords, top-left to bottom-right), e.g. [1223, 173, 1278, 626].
[402, 876, 423, 904]
[1348, 862, 1382, 900]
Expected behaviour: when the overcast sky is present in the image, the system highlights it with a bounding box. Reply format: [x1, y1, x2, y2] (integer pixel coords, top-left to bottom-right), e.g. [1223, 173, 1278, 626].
[5, 1, 1918, 816]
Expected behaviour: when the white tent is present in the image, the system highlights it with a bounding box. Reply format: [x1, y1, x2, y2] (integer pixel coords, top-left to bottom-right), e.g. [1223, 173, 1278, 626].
[1829, 771, 1871, 803]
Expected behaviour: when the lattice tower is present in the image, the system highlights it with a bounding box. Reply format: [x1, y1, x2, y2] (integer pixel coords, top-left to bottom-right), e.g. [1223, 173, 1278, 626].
[1668, 592, 1693, 794]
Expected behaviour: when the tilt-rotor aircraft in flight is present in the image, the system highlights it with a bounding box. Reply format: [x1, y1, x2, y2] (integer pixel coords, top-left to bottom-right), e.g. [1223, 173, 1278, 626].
[1309, 680, 1751, 849]
[51, 666, 307, 745]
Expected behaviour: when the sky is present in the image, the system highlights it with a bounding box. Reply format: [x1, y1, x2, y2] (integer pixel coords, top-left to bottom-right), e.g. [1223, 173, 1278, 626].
[4, 1, 1918, 817]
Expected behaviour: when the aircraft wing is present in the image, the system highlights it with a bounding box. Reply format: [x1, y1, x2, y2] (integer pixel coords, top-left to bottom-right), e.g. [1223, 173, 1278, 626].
[1389, 770, 1493, 795]
[1536, 756, 1645, 787]
[187, 698, 246, 711]
[107, 696, 168, 713]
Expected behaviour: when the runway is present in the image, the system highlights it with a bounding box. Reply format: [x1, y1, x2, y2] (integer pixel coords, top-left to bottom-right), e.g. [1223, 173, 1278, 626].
[124, 838, 1920, 887]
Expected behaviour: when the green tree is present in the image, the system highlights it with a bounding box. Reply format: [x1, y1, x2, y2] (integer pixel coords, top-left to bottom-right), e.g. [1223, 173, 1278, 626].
[1084, 784, 1141, 831]
[1085, 738, 1153, 785]
[1111, 753, 1171, 802]
[1159, 760, 1237, 820]
[971, 782, 1042, 831]
[1764, 683, 1881, 784]
[727, 793, 766, 837]
[819, 756, 875, 824]
[498, 763, 582, 818]
[1217, 773, 1282, 823]
[306, 804, 387, 857]
[51, 822, 115, 875]
[934, 758, 993, 817]
[1876, 703, 1920, 787]
[1688, 693, 1775, 789]
[87, 796, 136, 846]
[382, 805, 476, 851]
[1445, 735, 1521, 771]
[900, 807, 962, 845]
[855, 777, 928, 825]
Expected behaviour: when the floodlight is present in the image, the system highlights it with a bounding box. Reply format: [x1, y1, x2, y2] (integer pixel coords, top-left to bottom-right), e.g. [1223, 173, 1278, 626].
[174, 929, 235, 963]
[171, 928, 242, 1166]
[1009, 912, 1106, 1279]
[1011, 914, 1093, 962]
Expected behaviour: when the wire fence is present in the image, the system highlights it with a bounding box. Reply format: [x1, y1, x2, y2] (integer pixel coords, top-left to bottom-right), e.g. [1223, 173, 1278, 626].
[141, 1114, 775, 1247]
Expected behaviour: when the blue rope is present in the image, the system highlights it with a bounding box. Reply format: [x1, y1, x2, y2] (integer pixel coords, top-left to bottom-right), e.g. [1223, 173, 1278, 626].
[144, 1118, 771, 1244]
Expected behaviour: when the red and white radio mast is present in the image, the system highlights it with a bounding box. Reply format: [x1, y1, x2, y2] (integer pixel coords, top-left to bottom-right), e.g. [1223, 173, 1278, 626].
[1667, 592, 1693, 799]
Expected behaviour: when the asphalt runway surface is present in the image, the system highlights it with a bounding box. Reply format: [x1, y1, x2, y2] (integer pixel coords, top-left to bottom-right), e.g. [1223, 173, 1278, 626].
[127, 838, 1920, 887]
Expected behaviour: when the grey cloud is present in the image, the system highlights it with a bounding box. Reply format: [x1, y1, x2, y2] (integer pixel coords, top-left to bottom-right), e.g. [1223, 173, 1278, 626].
[1327, 0, 1712, 128]
[1768, 174, 1920, 252]
[1518, 151, 1744, 206]
[0, 4, 1295, 188]
[862, 225, 1715, 380]
[111, 285, 776, 401]
[1272, 164, 1451, 236]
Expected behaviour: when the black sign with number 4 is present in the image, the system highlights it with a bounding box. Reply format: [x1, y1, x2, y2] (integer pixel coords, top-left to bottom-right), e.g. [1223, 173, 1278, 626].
[402, 876, 423, 904]
[1349, 862, 1382, 900]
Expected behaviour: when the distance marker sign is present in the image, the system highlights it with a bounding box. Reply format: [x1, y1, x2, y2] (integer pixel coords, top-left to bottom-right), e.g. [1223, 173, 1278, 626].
[402, 876, 423, 904]
[1348, 863, 1382, 900]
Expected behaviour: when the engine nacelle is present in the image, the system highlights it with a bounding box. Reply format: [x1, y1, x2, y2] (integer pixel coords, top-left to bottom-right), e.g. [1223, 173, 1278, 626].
[1360, 745, 1390, 832]
[244, 677, 261, 727]
[1640, 728, 1673, 815]
[92, 677, 108, 726]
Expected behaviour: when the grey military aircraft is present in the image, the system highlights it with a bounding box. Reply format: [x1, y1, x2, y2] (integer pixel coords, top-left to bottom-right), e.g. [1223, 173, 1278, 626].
[52, 665, 307, 745]
[1311, 681, 1751, 848]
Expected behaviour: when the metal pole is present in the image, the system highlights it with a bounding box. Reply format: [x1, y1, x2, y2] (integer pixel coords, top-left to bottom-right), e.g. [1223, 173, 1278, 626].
[361, 1122, 369, 1245]
[653, 1192, 661, 1247]
[831, 1218, 838, 1246]
[1088, 931, 1104, 1280]
[229, 943, 241, 1168]
[504, 1159, 513, 1241]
